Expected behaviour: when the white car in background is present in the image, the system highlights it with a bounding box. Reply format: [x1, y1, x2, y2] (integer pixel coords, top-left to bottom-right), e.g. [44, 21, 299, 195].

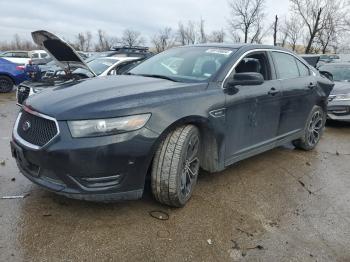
[0, 50, 48, 64]
[72, 56, 143, 77]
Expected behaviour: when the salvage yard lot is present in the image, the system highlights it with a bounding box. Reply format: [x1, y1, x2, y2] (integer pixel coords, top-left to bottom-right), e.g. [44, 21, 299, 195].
[0, 91, 350, 261]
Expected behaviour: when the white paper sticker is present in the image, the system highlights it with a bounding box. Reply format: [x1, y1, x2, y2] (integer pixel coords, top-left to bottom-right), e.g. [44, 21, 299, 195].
[205, 49, 233, 55]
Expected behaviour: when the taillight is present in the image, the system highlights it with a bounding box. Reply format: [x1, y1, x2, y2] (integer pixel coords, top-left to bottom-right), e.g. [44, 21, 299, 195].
[16, 65, 25, 71]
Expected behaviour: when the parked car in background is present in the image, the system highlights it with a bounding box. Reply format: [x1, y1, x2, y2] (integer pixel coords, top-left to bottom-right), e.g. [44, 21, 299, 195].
[11, 44, 334, 207]
[301, 55, 320, 68]
[17, 30, 149, 105]
[329, 54, 341, 63]
[0, 50, 31, 65]
[319, 63, 350, 122]
[0, 50, 48, 65]
[0, 58, 30, 93]
[30, 50, 49, 59]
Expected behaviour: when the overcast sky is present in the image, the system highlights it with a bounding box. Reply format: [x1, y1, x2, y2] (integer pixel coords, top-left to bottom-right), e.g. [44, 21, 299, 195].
[0, 0, 291, 43]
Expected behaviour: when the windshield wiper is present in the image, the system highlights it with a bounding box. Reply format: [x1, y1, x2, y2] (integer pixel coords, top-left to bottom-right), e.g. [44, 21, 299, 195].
[135, 73, 178, 82]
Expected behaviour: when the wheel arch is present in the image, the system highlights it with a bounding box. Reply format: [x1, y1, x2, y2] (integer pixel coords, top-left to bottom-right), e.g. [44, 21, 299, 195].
[147, 115, 224, 177]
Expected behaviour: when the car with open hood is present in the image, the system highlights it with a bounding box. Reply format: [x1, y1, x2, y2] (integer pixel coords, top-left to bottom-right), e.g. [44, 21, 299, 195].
[16, 30, 149, 105]
[319, 63, 350, 122]
[11, 44, 334, 207]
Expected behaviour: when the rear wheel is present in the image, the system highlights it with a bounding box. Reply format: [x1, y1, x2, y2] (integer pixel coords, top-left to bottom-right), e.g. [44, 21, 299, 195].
[151, 125, 200, 207]
[0, 75, 14, 93]
[293, 106, 325, 150]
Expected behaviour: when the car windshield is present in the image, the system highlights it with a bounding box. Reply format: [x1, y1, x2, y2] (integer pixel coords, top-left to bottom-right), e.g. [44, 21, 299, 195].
[129, 46, 236, 83]
[73, 58, 117, 76]
[319, 65, 350, 81]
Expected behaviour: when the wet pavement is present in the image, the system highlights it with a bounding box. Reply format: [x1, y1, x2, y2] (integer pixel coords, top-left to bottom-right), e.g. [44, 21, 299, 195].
[0, 91, 349, 262]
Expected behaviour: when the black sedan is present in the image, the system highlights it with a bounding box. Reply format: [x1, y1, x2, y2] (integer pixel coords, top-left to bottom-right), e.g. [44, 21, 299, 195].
[319, 63, 350, 122]
[11, 44, 334, 207]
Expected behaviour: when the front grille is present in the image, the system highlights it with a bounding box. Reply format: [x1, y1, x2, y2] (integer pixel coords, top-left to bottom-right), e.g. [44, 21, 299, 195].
[17, 85, 30, 104]
[17, 110, 58, 147]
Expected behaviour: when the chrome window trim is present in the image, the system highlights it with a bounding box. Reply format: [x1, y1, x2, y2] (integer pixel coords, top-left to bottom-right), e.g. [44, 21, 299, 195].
[221, 48, 313, 88]
[13, 107, 60, 150]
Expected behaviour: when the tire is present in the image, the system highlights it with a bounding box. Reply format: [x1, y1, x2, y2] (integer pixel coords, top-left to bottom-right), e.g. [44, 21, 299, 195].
[0, 75, 14, 93]
[151, 125, 200, 207]
[293, 105, 326, 151]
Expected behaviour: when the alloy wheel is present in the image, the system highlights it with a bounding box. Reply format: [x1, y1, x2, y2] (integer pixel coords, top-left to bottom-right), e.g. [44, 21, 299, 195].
[0, 79, 12, 92]
[180, 134, 200, 198]
[307, 110, 323, 146]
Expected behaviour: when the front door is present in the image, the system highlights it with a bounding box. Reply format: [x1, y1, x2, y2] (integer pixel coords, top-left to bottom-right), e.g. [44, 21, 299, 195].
[224, 51, 282, 164]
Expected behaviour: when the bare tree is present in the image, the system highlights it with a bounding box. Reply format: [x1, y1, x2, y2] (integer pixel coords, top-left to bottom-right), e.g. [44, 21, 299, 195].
[85, 31, 92, 51]
[208, 29, 225, 43]
[278, 18, 289, 47]
[250, 14, 270, 44]
[177, 21, 197, 45]
[284, 16, 303, 51]
[94, 29, 110, 51]
[290, 0, 347, 53]
[76, 33, 86, 51]
[198, 18, 207, 43]
[0, 34, 37, 50]
[121, 29, 145, 47]
[74, 31, 93, 51]
[14, 34, 21, 49]
[228, 0, 265, 43]
[273, 15, 278, 46]
[151, 27, 175, 53]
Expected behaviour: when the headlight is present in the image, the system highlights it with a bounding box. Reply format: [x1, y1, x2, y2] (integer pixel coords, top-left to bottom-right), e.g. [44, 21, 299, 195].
[334, 93, 350, 101]
[68, 114, 151, 138]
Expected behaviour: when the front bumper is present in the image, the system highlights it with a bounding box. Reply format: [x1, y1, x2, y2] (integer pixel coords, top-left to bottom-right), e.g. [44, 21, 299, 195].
[11, 118, 159, 201]
[327, 100, 350, 122]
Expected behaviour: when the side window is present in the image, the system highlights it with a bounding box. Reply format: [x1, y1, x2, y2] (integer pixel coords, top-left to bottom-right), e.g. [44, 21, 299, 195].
[41, 53, 48, 58]
[272, 52, 299, 79]
[295, 59, 310, 77]
[234, 52, 271, 80]
[31, 53, 39, 59]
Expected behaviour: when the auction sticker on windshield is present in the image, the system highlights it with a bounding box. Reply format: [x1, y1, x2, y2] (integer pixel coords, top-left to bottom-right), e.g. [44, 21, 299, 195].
[205, 49, 233, 55]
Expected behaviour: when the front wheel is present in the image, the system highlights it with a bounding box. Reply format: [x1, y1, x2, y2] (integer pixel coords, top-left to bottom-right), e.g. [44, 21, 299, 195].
[151, 125, 200, 207]
[0, 76, 14, 93]
[293, 106, 326, 150]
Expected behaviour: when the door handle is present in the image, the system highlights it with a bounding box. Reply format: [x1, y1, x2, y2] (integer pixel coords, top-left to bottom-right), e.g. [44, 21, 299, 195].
[268, 87, 279, 96]
[308, 82, 317, 89]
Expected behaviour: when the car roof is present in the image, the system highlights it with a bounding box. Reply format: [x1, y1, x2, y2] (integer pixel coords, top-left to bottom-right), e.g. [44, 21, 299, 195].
[2, 50, 29, 53]
[94, 56, 139, 61]
[181, 43, 289, 52]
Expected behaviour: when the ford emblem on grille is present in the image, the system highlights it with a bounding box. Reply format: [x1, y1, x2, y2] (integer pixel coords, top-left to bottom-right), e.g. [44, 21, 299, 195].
[22, 121, 31, 132]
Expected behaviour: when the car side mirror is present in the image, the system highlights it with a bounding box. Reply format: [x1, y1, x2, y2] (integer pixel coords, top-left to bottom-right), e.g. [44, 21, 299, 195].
[225, 72, 264, 88]
[319, 71, 333, 82]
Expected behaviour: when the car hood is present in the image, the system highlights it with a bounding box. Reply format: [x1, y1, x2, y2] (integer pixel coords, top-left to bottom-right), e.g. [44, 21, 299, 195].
[20, 78, 83, 89]
[31, 30, 96, 76]
[331, 81, 350, 95]
[25, 75, 207, 120]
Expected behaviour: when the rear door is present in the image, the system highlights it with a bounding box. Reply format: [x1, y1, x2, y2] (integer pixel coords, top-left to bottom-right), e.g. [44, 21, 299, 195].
[271, 51, 316, 136]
